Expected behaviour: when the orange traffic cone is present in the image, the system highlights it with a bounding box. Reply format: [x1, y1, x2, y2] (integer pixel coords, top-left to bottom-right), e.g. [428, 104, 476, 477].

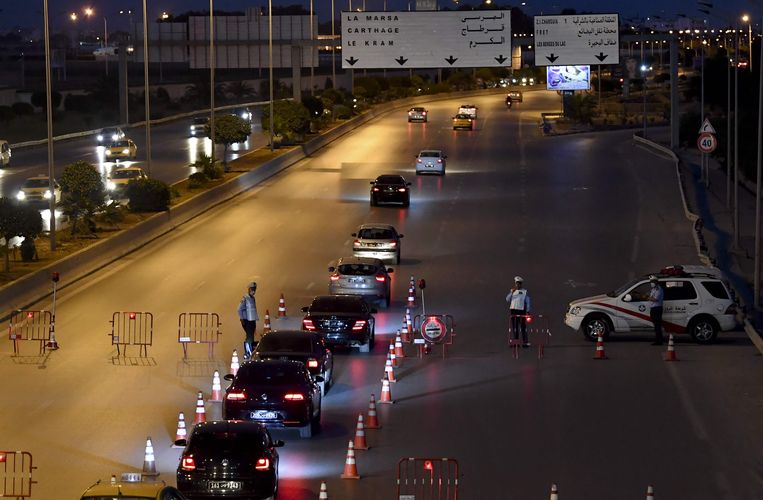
[340, 441, 360, 479]
[395, 333, 405, 358]
[646, 485, 655, 500]
[319, 481, 329, 499]
[210, 370, 222, 402]
[388, 340, 398, 367]
[366, 394, 381, 429]
[593, 334, 607, 360]
[401, 318, 411, 343]
[549, 483, 559, 500]
[664, 334, 678, 361]
[194, 391, 206, 424]
[407, 285, 416, 308]
[383, 355, 396, 383]
[379, 375, 394, 404]
[406, 308, 413, 333]
[142, 436, 157, 475]
[230, 349, 240, 376]
[278, 294, 287, 317]
[353, 413, 369, 450]
[173, 412, 187, 446]
[263, 310, 272, 333]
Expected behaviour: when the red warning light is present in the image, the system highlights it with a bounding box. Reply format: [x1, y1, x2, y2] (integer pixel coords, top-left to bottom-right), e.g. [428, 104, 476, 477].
[526, 314, 533, 323]
[423, 460, 433, 471]
[129, 312, 137, 320]
[27, 312, 34, 318]
[0, 452, 6, 463]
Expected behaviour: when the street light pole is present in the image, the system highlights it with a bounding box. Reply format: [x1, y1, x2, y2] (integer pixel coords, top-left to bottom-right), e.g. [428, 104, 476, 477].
[755, 14, 763, 307]
[142, 0, 152, 175]
[733, 26, 740, 249]
[43, 0, 56, 251]
[331, 0, 336, 88]
[310, 0, 314, 95]
[104, 17, 109, 76]
[727, 30, 732, 209]
[268, 0, 274, 151]
[209, 0, 216, 161]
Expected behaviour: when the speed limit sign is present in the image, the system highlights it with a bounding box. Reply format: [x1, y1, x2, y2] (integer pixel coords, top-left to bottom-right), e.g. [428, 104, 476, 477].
[697, 132, 717, 153]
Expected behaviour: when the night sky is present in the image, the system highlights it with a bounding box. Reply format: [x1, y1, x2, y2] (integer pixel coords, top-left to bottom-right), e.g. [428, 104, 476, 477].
[1, 0, 758, 32]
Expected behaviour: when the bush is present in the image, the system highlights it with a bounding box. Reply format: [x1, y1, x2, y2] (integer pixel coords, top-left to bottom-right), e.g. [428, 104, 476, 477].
[0, 106, 15, 122]
[20, 238, 37, 262]
[11, 102, 34, 116]
[334, 105, 352, 119]
[126, 178, 171, 212]
[188, 172, 208, 189]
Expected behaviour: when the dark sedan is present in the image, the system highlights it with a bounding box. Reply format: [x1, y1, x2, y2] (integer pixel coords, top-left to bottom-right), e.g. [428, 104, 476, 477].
[176, 420, 283, 500]
[223, 360, 322, 438]
[301, 295, 376, 352]
[253, 331, 334, 395]
[370, 174, 411, 207]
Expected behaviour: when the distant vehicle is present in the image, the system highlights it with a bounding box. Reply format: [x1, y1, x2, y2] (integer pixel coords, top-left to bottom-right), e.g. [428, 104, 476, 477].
[105, 139, 138, 160]
[370, 174, 411, 207]
[93, 46, 118, 57]
[223, 359, 322, 438]
[352, 223, 403, 264]
[415, 149, 447, 176]
[520, 76, 536, 86]
[301, 294, 377, 352]
[176, 420, 283, 499]
[254, 330, 334, 395]
[16, 175, 61, 205]
[458, 105, 477, 118]
[96, 127, 125, 145]
[407, 107, 428, 122]
[452, 113, 474, 130]
[328, 256, 393, 307]
[233, 107, 253, 124]
[80, 473, 185, 500]
[189, 117, 209, 138]
[0, 140, 11, 167]
[107, 166, 148, 196]
[507, 90, 523, 102]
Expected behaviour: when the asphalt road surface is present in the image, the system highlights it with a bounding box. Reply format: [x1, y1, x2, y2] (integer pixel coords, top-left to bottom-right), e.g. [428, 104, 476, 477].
[1, 91, 761, 500]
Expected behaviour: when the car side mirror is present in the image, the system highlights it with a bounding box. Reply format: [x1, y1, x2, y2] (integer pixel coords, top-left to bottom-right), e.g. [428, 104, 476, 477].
[224, 374, 234, 381]
[351, 233, 357, 237]
[386, 268, 394, 273]
[274, 440, 285, 447]
[328, 266, 336, 272]
[623, 294, 632, 302]
[174, 438, 187, 448]
[301, 306, 309, 313]
[369, 181, 375, 185]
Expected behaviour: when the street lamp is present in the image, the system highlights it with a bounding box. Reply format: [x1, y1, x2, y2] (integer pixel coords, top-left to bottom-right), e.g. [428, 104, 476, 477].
[43, 0, 57, 251]
[209, 0, 216, 161]
[640, 63, 648, 138]
[742, 14, 752, 72]
[142, 0, 152, 175]
[268, 0, 274, 151]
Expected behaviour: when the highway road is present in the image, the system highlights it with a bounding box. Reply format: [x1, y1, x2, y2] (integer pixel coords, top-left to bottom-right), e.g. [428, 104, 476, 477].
[1, 91, 761, 500]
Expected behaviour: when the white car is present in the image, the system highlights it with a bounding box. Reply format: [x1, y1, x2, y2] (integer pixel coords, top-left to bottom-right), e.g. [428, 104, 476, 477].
[564, 265, 739, 344]
[351, 223, 403, 264]
[107, 166, 148, 196]
[415, 149, 446, 176]
[16, 175, 61, 205]
[457, 105, 477, 119]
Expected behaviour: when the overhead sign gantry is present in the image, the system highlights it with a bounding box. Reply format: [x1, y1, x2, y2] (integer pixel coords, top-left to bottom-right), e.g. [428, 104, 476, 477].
[533, 14, 620, 66]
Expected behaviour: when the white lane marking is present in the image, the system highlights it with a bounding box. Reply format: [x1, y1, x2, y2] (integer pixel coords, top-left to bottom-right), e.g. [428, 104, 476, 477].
[666, 363, 709, 441]
[226, 258, 236, 266]
[194, 280, 206, 290]
[306, 282, 315, 290]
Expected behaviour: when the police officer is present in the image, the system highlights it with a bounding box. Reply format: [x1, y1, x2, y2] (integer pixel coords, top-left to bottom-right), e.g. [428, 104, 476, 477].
[506, 276, 531, 347]
[237, 282, 259, 359]
[648, 275, 664, 345]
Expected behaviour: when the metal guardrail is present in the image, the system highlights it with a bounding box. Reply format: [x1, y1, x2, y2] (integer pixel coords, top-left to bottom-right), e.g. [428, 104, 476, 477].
[178, 312, 222, 359]
[0, 451, 37, 498]
[109, 311, 154, 357]
[7, 310, 52, 356]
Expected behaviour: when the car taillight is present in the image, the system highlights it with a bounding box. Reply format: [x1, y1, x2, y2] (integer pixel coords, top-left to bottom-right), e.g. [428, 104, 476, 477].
[375, 274, 386, 282]
[423, 111, 427, 115]
[417, 158, 422, 163]
[284, 393, 305, 401]
[437, 159, 442, 163]
[226, 391, 246, 401]
[352, 320, 367, 331]
[307, 358, 319, 368]
[398, 188, 407, 193]
[330, 273, 340, 282]
[181, 456, 196, 471]
[303, 319, 316, 331]
[373, 187, 380, 192]
[353, 239, 361, 247]
[255, 458, 270, 470]
[389, 241, 397, 247]
[408, 111, 413, 115]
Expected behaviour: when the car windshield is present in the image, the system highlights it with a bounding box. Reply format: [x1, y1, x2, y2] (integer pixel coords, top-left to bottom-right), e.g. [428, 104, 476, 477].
[376, 175, 404, 184]
[193, 117, 208, 124]
[411, 108, 424, 112]
[310, 296, 363, 313]
[358, 228, 395, 239]
[455, 114, 471, 119]
[102, 128, 119, 135]
[23, 179, 49, 188]
[338, 263, 378, 276]
[111, 141, 129, 148]
[257, 335, 312, 352]
[188, 431, 265, 455]
[608, 278, 642, 297]
[237, 363, 305, 385]
[419, 151, 440, 158]
[112, 169, 141, 179]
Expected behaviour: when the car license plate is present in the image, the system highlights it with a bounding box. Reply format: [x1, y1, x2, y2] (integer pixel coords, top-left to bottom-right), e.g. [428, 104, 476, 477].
[209, 480, 242, 490]
[252, 410, 277, 419]
[349, 277, 364, 284]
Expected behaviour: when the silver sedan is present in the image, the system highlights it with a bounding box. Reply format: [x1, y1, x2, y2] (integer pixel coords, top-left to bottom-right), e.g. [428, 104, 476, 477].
[328, 257, 394, 308]
[352, 224, 403, 264]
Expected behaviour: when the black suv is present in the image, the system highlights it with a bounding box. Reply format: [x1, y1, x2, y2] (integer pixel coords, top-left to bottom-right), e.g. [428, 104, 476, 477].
[370, 174, 411, 207]
[176, 420, 283, 500]
[301, 295, 376, 352]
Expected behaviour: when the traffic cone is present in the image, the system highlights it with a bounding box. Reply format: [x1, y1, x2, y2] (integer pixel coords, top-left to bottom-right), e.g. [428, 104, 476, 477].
[173, 412, 187, 445]
[142, 437, 157, 475]
[401, 316, 411, 343]
[406, 308, 413, 331]
[409, 275, 416, 291]
[366, 394, 381, 429]
[549, 483, 559, 500]
[395, 333, 405, 358]
[388, 340, 398, 367]
[383, 355, 396, 383]
[278, 294, 287, 317]
[353, 413, 369, 450]
[194, 391, 206, 424]
[210, 370, 222, 402]
[593, 334, 607, 360]
[646, 485, 655, 500]
[379, 375, 394, 404]
[407, 285, 416, 308]
[664, 334, 678, 361]
[230, 349, 240, 376]
[263, 310, 272, 334]
[319, 481, 329, 499]
[340, 441, 360, 479]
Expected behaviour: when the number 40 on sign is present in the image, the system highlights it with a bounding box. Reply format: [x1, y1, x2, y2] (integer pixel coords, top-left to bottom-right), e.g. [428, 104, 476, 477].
[697, 132, 717, 154]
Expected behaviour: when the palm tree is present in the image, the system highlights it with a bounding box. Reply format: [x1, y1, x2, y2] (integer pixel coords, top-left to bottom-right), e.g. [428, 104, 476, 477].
[225, 81, 256, 104]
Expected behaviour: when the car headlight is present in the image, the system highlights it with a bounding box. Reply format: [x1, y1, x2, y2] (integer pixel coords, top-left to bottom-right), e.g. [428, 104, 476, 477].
[97, 134, 104, 141]
[16, 191, 25, 201]
[43, 190, 52, 199]
[106, 181, 116, 191]
[105, 150, 112, 156]
[122, 149, 129, 154]
[569, 306, 581, 315]
[112, 134, 119, 141]
[190, 126, 195, 131]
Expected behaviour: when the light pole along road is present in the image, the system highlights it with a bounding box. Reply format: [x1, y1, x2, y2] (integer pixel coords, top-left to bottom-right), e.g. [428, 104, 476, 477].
[1, 93, 760, 499]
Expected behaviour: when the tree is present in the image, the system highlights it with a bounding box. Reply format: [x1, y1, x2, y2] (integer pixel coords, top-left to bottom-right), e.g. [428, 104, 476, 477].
[31, 90, 62, 114]
[261, 100, 311, 143]
[206, 115, 251, 171]
[191, 152, 223, 180]
[226, 81, 256, 103]
[0, 198, 43, 272]
[59, 161, 106, 235]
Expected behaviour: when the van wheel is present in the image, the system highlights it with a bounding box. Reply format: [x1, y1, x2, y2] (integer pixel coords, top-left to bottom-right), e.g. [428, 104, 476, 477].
[581, 314, 610, 341]
[688, 316, 719, 344]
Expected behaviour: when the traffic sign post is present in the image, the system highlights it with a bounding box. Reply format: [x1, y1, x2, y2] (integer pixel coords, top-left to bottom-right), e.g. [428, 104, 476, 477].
[413, 314, 455, 359]
[534, 14, 620, 66]
[697, 132, 717, 154]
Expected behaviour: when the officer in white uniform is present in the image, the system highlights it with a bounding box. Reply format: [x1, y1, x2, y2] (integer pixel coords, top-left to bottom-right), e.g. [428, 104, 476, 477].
[506, 276, 531, 347]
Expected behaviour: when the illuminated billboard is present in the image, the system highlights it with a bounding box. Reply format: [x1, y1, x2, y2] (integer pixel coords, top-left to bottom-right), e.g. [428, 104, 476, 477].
[546, 65, 591, 90]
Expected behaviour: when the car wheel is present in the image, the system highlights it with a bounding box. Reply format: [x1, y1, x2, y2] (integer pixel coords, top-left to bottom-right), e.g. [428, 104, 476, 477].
[370, 196, 377, 206]
[581, 314, 610, 341]
[687, 316, 719, 344]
